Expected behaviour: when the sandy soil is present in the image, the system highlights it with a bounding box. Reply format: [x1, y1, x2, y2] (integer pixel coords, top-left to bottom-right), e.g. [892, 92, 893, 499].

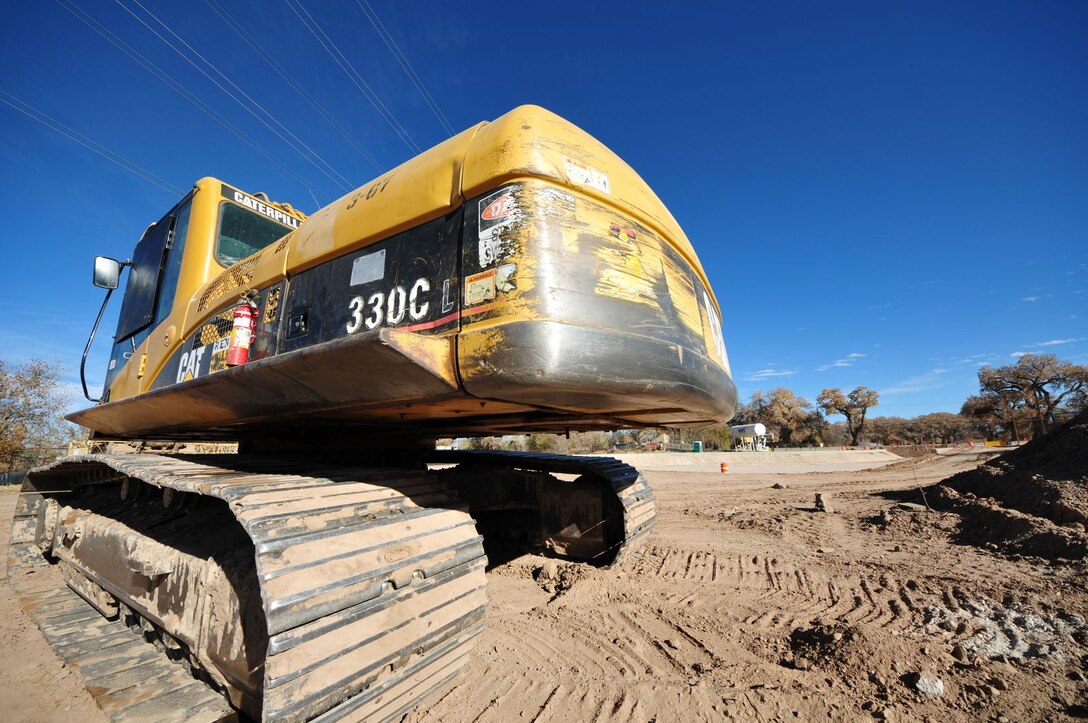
[0, 487, 106, 723]
[410, 450, 1087, 723]
[3, 450, 1086, 722]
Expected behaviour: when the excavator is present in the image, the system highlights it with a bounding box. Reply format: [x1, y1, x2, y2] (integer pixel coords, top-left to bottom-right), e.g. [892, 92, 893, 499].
[9, 106, 737, 722]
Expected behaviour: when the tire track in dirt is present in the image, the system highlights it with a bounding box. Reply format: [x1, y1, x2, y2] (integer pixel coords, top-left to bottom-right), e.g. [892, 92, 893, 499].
[625, 544, 938, 634]
[407, 453, 1087, 723]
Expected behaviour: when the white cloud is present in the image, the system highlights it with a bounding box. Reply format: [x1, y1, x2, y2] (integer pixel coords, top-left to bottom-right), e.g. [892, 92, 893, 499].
[743, 368, 798, 381]
[1033, 338, 1081, 347]
[817, 353, 866, 372]
[1020, 294, 1053, 302]
[883, 368, 949, 395]
[1011, 352, 1029, 358]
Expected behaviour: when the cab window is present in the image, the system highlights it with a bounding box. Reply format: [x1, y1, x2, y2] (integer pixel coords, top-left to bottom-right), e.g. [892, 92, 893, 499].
[106, 194, 192, 391]
[216, 203, 290, 266]
[155, 199, 192, 322]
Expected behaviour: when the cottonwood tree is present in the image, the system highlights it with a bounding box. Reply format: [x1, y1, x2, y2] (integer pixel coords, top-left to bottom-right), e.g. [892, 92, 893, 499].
[745, 387, 821, 446]
[865, 416, 913, 445]
[0, 359, 71, 471]
[817, 386, 879, 446]
[912, 412, 972, 444]
[666, 423, 733, 451]
[976, 354, 1088, 434]
[863, 413, 973, 446]
[961, 391, 1033, 442]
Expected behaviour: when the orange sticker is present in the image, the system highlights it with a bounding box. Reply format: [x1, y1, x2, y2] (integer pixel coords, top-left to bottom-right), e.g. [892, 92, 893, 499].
[464, 269, 497, 305]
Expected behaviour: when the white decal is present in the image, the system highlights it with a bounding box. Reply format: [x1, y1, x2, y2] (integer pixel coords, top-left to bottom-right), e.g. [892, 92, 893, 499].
[541, 187, 576, 217]
[346, 296, 365, 333]
[346, 277, 432, 334]
[386, 286, 407, 325]
[441, 279, 455, 313]
[564, 158, 610, 194]
[702, 291, 726, 363]
[350, 250, 386, 286]
[232, 190, 301, 229]
[409, 278, 430, 320]
[478, 187, 520, 267]
[365, 292, 384, 329]
[176, 346, 207, 383]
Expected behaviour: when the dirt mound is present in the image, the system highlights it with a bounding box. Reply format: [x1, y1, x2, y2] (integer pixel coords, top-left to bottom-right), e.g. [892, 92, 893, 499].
[782, 621, 860, 670]
[879, 453, 963, 473]
[889, 445, 941, 459]
[929, 412, 1088, 561]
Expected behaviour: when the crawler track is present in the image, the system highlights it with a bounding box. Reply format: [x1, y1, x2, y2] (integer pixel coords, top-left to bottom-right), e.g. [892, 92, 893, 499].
[431, 450, 656, 564]
[9, 451, 656, 721]
[10, 454, 488, 722]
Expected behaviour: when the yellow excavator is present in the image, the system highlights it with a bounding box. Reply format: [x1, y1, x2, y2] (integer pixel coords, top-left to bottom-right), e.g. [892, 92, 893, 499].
[9, 106, 736, 722]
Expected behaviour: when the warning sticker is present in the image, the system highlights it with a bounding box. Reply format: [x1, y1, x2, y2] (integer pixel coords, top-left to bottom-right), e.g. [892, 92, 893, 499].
[478, 187, 520, 267]
[564, 158, 610, 195]
[465, 269, 497, 305]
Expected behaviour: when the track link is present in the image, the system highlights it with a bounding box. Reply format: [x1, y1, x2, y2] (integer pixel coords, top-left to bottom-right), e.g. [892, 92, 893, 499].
[431, 450, 656, 564]
[10, 454, 488, 722]
[9, 450, 653, 720]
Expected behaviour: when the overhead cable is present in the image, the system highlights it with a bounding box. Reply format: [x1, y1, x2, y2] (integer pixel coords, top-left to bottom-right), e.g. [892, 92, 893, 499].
[355, 0, 454, 136]
[0, 90, 183, 195]
[54, 0, 326, 204]
[202, 0, 383, 173]
[283, 0, 422, 155]
[118, 0, 353, 192]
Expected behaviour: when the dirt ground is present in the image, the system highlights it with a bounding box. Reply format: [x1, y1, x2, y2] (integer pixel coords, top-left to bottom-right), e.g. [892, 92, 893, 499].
[0, 487, 106, 723]
[3, 449, 1086, 722]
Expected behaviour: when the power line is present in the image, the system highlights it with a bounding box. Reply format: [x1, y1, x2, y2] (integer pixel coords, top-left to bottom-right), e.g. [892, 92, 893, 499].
[355, 0, 454, 136]
[0, 90, 184, 196]
[201, 0, 383, 174]
[283, 0, 422, 155]
[117, 0, 354, 193]
[55, 0, 326, 204]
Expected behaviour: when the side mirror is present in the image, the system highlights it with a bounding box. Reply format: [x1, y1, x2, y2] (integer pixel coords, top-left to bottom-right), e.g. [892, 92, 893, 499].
[93, 256, 121, 289]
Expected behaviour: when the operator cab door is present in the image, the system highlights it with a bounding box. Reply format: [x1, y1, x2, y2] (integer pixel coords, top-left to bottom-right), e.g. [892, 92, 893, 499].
[103, 195, 193, 393]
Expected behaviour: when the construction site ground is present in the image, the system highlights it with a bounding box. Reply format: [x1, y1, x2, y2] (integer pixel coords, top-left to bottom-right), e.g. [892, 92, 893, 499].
[3, 447, 1085, 722]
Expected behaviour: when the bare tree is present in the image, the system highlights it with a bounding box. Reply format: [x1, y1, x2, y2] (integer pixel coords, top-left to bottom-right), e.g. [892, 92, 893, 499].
[746, 388, 820, 446]
[976, 354, 1088, 434]
[961, 392, 1033, 442]
[0, 359, 72, 471]
[817, 386, 879, 446]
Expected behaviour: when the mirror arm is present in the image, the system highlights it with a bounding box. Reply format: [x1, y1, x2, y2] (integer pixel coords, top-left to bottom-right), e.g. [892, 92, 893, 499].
[81, 260, 131, 403]
[81, 288, 114, 402]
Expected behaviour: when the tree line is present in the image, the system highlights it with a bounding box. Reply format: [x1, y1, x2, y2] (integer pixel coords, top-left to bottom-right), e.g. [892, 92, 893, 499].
[672, 353, 1087, 450]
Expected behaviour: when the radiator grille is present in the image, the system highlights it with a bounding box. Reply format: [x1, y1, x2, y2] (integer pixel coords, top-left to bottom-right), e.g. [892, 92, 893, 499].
[198, 253, 263, 312]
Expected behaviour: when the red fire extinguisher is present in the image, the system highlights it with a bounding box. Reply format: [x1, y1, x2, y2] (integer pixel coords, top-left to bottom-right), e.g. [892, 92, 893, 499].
[226, 300, 258, 367]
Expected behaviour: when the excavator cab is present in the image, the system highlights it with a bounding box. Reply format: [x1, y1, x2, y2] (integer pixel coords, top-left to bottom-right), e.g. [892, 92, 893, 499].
[80, 181, 305, 404]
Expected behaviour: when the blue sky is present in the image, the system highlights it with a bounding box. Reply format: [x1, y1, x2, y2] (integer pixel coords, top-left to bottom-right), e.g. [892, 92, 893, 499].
[1, 1, 1085, 421]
